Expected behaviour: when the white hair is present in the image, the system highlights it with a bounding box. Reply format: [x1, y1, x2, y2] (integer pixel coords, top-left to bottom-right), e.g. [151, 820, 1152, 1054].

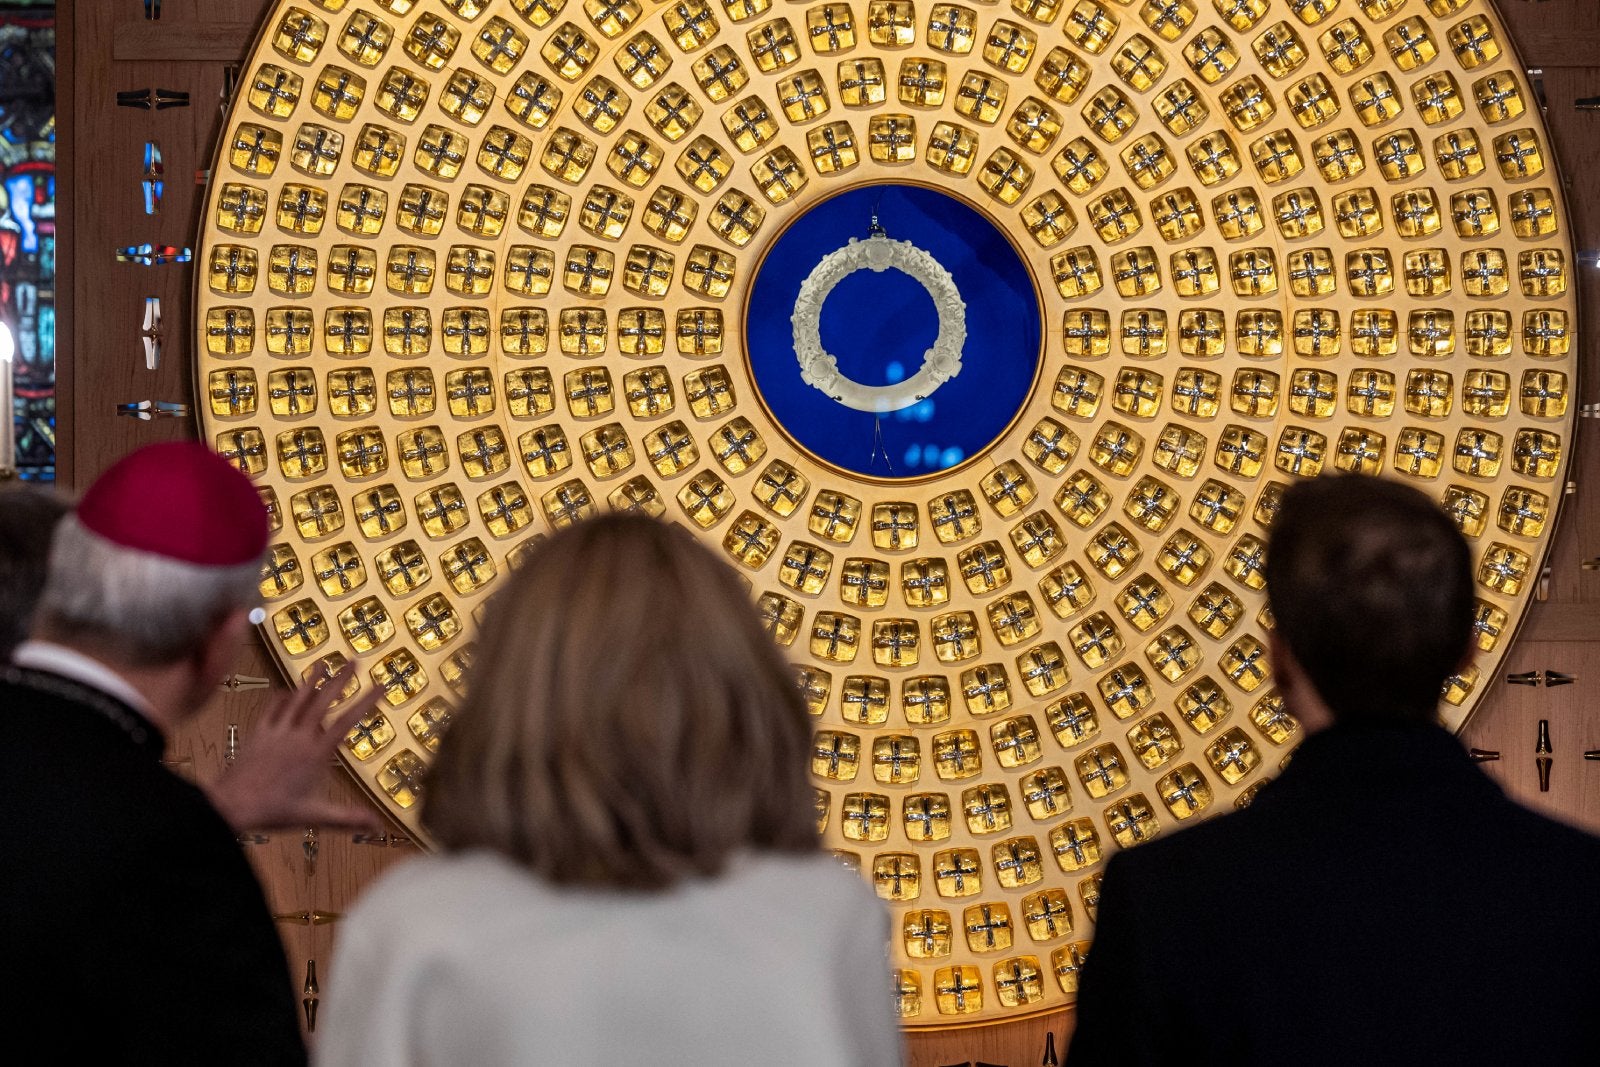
[36, 516, 263, 665]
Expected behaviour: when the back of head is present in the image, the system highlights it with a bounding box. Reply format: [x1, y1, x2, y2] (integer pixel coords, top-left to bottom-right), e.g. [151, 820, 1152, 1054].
[1265, 474, 1473, 724]
[0, 485, 73, 660]
[422, 513, 819, 887]
[34, 442, 269, 666]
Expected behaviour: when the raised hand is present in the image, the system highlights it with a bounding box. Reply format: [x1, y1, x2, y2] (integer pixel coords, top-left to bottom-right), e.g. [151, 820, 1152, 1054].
[207, 662, 386, 834]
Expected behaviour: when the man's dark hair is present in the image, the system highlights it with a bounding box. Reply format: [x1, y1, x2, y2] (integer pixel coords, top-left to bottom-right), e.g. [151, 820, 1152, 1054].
[0, 485, 72, 661]
[1264, 474, 1475, 723]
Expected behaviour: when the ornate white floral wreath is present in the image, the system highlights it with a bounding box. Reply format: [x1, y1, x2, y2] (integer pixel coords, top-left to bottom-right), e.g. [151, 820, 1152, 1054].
[790, 232, 967, 413]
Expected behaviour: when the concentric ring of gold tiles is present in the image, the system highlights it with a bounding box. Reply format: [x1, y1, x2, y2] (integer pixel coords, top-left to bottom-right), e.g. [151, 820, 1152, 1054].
[197, 0, 1578, 1026]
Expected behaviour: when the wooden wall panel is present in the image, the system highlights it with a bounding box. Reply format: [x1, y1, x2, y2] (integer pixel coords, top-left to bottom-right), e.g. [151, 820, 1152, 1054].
[1455, 38, 1600, 843]
[56, 0, 418, 1046]
[54, 2, 1598, 1063]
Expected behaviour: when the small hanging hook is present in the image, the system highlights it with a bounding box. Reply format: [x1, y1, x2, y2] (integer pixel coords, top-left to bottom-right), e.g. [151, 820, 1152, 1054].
[868, 416, 896, 475]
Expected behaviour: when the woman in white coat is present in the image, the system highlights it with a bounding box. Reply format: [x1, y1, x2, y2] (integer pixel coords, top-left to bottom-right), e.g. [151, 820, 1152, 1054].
[318, 514, 903, 1067]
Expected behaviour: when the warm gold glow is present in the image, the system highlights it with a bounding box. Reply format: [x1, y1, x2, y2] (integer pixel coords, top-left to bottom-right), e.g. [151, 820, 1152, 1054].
[200, 0, 1577, 1028]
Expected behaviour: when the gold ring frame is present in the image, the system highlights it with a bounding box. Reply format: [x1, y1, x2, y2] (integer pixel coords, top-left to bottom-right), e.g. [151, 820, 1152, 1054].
[196, 0, 1578, 1027]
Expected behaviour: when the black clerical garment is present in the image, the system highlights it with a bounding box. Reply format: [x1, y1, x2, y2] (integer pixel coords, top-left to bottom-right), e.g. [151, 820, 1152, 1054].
[1068, 721, 1600, 1066]
[0, 667, 306, 1064]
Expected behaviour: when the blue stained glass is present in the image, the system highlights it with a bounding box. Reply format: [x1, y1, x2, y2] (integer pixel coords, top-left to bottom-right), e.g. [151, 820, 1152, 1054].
[0, 11, 55, 482]
[6, 173, 39, 252]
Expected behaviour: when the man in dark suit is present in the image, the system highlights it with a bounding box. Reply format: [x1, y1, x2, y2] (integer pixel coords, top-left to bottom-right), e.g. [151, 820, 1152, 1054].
[1069, 475, 1600, 1065]
[0, 442, 376, 1063]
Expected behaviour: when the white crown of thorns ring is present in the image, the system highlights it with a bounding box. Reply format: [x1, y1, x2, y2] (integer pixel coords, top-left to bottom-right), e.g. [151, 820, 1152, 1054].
[791, 232, 968, 414]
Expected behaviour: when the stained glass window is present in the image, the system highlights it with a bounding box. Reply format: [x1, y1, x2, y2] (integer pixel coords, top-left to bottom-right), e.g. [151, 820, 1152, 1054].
[0, 5, 55, 482]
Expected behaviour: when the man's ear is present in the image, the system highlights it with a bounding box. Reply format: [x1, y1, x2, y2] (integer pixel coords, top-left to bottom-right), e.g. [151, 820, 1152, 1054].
[1266, 633, 1297, 692]
[1267, 633, 1334, 734]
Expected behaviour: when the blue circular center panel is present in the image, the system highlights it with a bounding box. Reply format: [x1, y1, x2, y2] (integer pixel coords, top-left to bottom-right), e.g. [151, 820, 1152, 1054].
[745, 184, 1043, 481]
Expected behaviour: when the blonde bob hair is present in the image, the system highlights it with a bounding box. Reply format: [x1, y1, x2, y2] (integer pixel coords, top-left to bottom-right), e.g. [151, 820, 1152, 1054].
[422, 514, 820, 887]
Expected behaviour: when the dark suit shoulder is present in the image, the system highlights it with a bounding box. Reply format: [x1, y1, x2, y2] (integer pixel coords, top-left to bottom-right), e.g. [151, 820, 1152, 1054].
[1099, 798, 1279, 895]
[0, 679, 306, 1064]
[1105, 730, 1600, 900]
[1490, 792, 1600, 851]
[1076, 724, 1600, 1067]
[0, 680, 229, 846]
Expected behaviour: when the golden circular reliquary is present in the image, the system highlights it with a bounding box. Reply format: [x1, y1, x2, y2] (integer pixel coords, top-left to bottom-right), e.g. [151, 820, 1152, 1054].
[196, 0, 1578, 1026]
